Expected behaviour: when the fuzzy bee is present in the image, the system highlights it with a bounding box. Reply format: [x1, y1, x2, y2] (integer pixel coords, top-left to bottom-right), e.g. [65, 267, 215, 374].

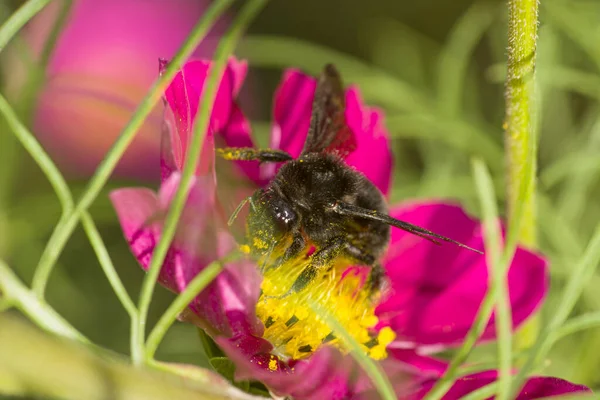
[218, 64, 481, 295]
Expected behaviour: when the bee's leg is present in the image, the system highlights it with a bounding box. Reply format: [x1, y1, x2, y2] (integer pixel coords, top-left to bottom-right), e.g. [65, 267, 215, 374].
[262, 233, 305, 273]
[217, 147, 293, 163]
[291, 237, 346, 293]
[343, 244, 387, 295]
[365, 263, 387, 294]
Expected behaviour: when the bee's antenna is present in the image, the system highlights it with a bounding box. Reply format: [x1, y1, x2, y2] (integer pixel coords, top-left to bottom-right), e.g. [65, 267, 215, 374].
[228, 197, 251, 227]
[331, 202, 483, 255]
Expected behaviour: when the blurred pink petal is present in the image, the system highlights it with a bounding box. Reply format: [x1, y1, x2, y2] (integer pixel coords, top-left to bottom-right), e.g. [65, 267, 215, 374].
[217, 341, 411, 400]
[270, 70, 316, 159]
[161, 58, 248, 180]
[377, 201, 548, 347]
[344, 88, 393, 195]
[110, 173, 262, 337]
[413, 370, 591, 399]
[9, 0, 227, 178]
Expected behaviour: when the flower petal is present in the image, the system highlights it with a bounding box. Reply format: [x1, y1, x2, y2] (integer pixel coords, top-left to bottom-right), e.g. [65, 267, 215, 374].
[161, 57, 247, 179]
[377, 201, 548, 346]
[217, 341, 379, 400]
[413, 371, 591, 399]
[109, 187, 160, 270]
[271, 69, 316, 159]
[111, 173, 262, 337]
[344, 88, 393, 196]
[268, 69, 393, 194]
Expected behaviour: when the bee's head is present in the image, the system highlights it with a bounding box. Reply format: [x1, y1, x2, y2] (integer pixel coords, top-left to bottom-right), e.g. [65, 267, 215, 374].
[246, 188, 298, 256]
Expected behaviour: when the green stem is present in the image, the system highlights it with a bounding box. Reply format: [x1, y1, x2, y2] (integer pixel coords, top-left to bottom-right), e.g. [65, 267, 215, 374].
[133, 0, 268, 365]
[0, 93, 138, 335]
[509, 219, 600, 397]
[437, 2, 498, 117]
[30, 0, 234, 298]
[472, 159, 512, 400]
[551, 312, 600, 344]
[0, 259, 88, 343]
[460, 382, 499, 400]
[423, 157, 528, 400]
[145, 258, 228, 360]
[505, 0, 540, 359]
[504, 0, 539, 247]
[38, 0, 73, 69]
[308, 300, 396, 400]
[0, 0, 51, 53]
[0, 94, 72, 211]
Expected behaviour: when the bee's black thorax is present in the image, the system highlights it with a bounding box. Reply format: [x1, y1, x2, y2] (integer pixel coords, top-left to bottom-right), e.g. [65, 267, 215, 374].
[270, 152, 390, 259]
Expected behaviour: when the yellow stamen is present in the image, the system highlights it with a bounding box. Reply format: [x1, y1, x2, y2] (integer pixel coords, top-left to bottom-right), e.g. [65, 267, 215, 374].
[256, 254, 395, 361]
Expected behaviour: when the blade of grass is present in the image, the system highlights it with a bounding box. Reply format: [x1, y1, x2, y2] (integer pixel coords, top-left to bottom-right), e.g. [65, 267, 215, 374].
[31, 0, 234, 297]
[472, 158, 512, 400]
[238, 35, 430, 112]
[386, 114, 503, 170]
[0, 259, 88, 343]
[460, 382, 498, 400]
[134, 0, 269, 366]
[423, 149, 534, 400]
[437, 2, 498, 116]
[509, 219, 600, 396]
[0, 93, 137, 318]
[145, 254, 240, 359]
[543, 0, 600, 71]
[0, 0, 51, 53]
[307, 300, 396, 400]
[551, 312, 600, 345]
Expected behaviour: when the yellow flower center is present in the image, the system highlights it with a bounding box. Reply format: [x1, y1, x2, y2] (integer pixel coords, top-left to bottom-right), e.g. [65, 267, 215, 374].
[255, 253, 395, 361]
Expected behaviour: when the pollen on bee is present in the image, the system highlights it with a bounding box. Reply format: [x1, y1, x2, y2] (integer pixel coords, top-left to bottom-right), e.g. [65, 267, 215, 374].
[252, 237, 269, 250]
[256, 257, 395, 361]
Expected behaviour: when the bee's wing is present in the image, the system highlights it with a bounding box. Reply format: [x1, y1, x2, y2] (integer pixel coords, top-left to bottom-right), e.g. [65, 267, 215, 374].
[301, 64, 357, 158]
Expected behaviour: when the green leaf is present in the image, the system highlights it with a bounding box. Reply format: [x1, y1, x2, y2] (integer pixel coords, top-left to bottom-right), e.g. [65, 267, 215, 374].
[210, 357, 250, 392]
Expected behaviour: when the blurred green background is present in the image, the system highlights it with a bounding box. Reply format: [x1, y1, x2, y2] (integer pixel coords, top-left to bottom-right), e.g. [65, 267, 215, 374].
[1, 0, 600, 392]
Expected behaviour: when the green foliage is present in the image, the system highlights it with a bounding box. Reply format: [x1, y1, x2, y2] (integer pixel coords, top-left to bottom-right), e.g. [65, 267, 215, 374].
[2, 0, 600, 397]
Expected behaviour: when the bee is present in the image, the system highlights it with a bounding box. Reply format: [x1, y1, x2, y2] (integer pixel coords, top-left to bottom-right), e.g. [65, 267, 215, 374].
[217, 64, 481, 295]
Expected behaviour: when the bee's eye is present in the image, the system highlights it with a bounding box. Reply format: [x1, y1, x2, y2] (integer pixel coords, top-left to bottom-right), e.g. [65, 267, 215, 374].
[271, 200, 297, 232]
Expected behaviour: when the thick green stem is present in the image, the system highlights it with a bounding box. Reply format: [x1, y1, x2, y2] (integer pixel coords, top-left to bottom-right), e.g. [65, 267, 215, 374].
[504, 0, 539, 246]
[504, 0, 540, 355]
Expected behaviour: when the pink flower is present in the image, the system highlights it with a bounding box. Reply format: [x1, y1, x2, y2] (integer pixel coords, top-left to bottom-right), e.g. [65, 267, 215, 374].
[377, 202, 548, 350]
[408, 370, 591, 400]
[111, 58, 554, 399]
[6, 0, 227, 178]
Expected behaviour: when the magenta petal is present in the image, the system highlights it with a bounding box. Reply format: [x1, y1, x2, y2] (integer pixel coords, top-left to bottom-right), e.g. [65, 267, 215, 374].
[377, 201, 548, 346]
[218, 340, 377, 400]
[162, 57, 247, 177]
[271, 69, 316, 159]
[344, 88, 393, 196]
[387, 350, 447, 378]
[110, 187, 160, 270]
[111, 173, 262, 337]
[218, 103, 268, 186]
[413, 371, 591, 399]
